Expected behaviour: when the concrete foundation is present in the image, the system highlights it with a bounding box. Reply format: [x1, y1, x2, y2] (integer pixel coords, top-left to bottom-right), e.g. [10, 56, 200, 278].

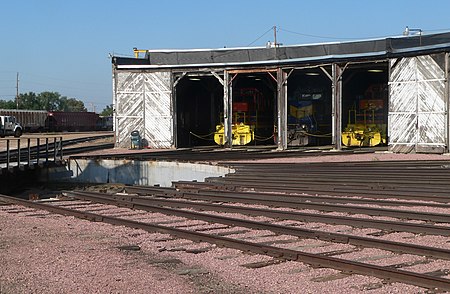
[53, 158, 232, 187]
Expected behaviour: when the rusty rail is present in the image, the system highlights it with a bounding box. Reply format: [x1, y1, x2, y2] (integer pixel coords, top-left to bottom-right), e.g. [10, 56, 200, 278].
[64, 190, 450, 259]
[1, 194, 449, 291]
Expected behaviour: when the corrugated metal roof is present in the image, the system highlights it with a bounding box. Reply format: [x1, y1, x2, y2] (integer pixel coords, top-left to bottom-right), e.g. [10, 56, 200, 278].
[113, 32, 450, 70]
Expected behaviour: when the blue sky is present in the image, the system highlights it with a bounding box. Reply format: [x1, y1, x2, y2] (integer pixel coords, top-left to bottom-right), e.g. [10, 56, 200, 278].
[1, 0, 449, 112]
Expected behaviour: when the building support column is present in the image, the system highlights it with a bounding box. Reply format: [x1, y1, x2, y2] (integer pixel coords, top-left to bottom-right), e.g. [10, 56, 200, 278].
[277, 68, 288, 150]
[332, 63, 343, 150]
[223, 71, 233, 148]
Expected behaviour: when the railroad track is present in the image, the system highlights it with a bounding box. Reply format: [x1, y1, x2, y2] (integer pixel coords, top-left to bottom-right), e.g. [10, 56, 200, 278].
[2, 186, 450, 291]
[201, 160, 450, 202]
[3, 158, 450, 291]
[69, 145, 381, 162]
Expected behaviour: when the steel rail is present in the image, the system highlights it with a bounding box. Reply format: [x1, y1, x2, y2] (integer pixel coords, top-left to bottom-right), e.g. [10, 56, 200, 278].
[1, 194, 448, 291]
[62, 143, 115, 156]
[69, 147, 373, 162]
[226, 171, 450, 182]
[203, 178, 450, 202]
[169, 182, 450, 208]
[213, 180, 450, 198]
[65, 191, 450, 240]
[69, 190, 450, 236]
[64, 190, 450, 259]
[226, 159, 450, 168]
[126, 186, 450, 221]
[217, 176, 450, 192]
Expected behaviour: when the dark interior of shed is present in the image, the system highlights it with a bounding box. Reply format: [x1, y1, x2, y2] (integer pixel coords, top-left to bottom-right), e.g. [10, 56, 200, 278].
[286, 69, 333, 146]
[341, 63, 388, 147]
[230, 73, 277, 145]
[175, 73, 277, 148]
[175, 64, 388, 149]
[175, 76, 223, 148]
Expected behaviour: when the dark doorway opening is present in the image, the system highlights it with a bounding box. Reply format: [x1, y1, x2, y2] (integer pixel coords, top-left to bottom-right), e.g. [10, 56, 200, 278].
[341, 63, 388, 147]
[286, 68, 332, 147]
[175, 76, 223, 148]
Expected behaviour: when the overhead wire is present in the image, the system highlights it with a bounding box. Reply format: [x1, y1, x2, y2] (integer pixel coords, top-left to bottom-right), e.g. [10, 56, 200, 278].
[247, 26, 275, 46]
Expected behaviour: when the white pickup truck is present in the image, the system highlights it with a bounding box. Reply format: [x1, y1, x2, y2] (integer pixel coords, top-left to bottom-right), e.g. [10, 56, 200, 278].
[0, 115, 23, 137]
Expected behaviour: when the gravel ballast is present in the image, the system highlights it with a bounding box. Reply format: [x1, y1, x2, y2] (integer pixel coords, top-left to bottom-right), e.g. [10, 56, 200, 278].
[2, 152, 450, 293]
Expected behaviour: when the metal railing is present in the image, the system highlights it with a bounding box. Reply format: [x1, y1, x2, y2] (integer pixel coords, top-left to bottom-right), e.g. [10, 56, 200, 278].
[1, 137, 63, 169]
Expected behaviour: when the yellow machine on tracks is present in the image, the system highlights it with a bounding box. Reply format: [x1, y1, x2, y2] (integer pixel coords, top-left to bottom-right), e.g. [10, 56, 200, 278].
[342, 99, 386, 147]
[214, 122, 254, 146]
[214, 102, 254, 146]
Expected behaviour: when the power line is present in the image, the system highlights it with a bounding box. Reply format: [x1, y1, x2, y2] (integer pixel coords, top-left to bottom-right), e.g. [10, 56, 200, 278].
[19, 72, 110, 86]
[247, 26, 275, 46]
[279, 27, 362, 40]
[278, 27, 399, 41]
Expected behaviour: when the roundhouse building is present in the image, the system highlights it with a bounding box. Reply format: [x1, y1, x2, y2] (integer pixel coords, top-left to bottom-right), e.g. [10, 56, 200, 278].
[112, 32, 450, 153]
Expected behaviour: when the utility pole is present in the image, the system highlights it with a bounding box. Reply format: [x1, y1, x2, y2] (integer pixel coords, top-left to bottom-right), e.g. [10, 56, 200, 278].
[16, 72, 19, 109]
[273, 26, 277, 47]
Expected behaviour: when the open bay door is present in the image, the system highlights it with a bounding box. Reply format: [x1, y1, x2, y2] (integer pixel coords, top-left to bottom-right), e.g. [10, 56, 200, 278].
[388, 54, 447, 153]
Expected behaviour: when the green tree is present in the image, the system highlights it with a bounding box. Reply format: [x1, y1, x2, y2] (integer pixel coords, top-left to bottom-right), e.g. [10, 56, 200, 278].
[100, 104, 113, 116]
[38, 91, 61, 111]
[16, 91, 87, 111]
[0, 99, 16, 109]
[61, 98, 87, 112]
[18, 92, 40, 109]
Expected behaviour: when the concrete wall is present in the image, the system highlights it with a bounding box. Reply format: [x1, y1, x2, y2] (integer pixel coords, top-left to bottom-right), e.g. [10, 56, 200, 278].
[64, 158, 232, 187]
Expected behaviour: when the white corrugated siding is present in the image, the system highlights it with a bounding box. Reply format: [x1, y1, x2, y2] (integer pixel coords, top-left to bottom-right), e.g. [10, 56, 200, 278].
[388, 54, 446, 153]
[114, 71, 173, 148]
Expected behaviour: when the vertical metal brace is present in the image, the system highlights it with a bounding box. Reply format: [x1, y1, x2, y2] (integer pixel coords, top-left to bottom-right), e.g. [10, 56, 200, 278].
[332, 63, 343, 150]
[277, 68, 288, 150]
[223, 71, 233, 148]
[172, 71, 185, 147]
[212, 71, 225, 145]
[171, 73, 178, 148]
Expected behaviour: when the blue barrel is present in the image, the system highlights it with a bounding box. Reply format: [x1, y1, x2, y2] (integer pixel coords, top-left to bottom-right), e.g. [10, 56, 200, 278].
[130, 130, 142, 149]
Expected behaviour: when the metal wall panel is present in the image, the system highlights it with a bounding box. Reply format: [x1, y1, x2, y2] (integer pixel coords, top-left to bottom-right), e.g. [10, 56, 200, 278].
[114, 71, 173, 148]
[389, 54, 446, 153]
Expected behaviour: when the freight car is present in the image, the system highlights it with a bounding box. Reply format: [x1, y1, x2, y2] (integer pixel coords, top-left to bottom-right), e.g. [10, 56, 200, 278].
[0, 109, 47, 132]
[0, 109, 111, 132]
[45, 111, 100, 132]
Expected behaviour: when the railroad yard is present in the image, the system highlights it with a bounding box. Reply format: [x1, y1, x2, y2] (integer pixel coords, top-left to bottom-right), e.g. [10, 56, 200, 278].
[2, 144, 450, 293]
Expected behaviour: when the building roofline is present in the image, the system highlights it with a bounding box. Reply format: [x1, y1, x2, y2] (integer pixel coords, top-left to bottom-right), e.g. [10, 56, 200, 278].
[113, 32, 450, 70]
